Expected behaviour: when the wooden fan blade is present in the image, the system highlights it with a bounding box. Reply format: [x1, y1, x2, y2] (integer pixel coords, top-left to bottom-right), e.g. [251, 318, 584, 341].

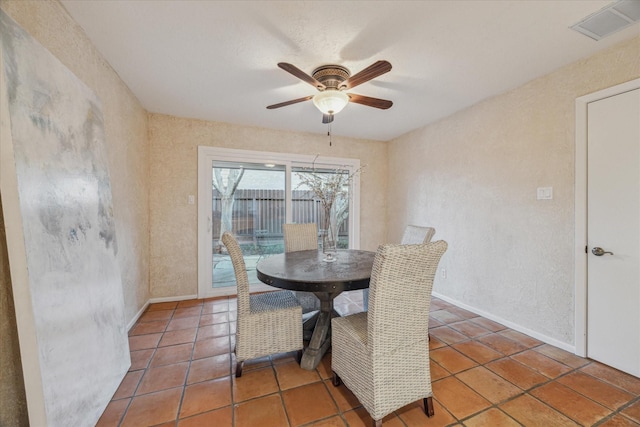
[266, 95, 314, 109]
[339, 60, 392, 90]
[322, 114, 334, 124]
[348, 93, 393, 109]
[278, 63, 326, 90]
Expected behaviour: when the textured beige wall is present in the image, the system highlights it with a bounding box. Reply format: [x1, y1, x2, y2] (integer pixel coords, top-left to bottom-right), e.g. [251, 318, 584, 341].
[388, 36, 640, 346]
[149, 115, 388, 298]
[1, 0, 150, 323]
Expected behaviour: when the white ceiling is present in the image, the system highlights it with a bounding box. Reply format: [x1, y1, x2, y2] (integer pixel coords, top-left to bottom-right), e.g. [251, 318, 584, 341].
[61, 1, 639, 141]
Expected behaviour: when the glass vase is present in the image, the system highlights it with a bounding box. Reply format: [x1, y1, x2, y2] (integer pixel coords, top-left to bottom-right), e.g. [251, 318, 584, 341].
[321, 203, 338, 255]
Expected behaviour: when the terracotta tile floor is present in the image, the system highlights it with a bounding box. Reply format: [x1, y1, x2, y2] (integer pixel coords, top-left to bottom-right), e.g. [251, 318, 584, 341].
[98, 294, 640, 426]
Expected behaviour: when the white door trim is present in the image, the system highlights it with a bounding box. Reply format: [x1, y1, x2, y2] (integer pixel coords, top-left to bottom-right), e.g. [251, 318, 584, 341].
[197, 146, 361, 299]
[574, 78, 640, 357]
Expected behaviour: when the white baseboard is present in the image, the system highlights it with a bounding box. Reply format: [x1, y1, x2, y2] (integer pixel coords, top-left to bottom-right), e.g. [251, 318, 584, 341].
[432, 291, 575, 354]
[126, 294, 198, 331]
[148, 294, 198, 304]
[127, 301, 149, 331]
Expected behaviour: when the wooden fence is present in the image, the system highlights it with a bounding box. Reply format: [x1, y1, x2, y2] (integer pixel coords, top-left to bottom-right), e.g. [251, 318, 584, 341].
[211, 189, 348, 240]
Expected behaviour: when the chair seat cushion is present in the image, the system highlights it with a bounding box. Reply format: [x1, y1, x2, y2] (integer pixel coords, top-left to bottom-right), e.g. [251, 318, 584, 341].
[250, 290, 300, 313]
[294, 291, 321, 313]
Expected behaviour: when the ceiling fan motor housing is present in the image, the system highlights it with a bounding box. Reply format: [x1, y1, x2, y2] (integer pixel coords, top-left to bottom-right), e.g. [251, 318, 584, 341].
[312, 65, 350, 90]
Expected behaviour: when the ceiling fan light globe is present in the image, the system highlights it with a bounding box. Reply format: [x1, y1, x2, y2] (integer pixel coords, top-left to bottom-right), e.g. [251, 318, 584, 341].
[312, 90, 349, 115]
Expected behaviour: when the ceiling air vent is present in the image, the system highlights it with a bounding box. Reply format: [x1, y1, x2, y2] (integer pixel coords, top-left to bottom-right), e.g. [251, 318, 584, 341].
[570, 0, 640, 41]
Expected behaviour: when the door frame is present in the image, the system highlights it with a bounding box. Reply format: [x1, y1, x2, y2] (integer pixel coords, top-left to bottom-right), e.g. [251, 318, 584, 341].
[574, 78, 640, 357]
[197, 146, 361, 299]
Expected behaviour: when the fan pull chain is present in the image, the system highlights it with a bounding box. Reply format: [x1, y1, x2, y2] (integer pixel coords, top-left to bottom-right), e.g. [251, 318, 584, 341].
[328, 122, 332, 146]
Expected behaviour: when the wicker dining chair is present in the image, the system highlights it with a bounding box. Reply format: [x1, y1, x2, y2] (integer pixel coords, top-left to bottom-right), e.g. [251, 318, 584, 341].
[331, 241, 448, 427]
[221, 232, 303, 377]
[282, 223, 321, 313]
[363, 224, 437, 310]
[401, 225, 436, 245]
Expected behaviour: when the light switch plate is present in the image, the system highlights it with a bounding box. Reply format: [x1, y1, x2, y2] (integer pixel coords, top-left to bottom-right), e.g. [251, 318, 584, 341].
[537, 187, 553, 200]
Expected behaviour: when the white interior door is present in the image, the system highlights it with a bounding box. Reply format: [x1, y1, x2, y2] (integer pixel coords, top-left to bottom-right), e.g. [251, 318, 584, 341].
[587, 88, 640, 377]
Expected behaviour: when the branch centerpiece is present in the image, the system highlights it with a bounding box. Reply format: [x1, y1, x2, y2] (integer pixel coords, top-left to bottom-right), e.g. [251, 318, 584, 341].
[295, 161, 363, 259]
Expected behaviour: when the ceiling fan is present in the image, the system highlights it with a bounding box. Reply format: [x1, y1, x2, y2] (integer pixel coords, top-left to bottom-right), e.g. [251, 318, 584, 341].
[267, 60, 393, 123]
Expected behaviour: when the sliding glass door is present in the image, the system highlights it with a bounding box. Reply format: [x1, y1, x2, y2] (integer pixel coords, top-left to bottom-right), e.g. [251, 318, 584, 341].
[198, 147, 360, 298]
[211, 162, 286, 289]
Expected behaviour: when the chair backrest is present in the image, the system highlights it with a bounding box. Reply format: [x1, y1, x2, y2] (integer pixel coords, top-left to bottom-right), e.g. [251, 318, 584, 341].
[401, 225, 435, 245]
[368, 241, 448, 355]
[282, 223, 318, 252]
[221, 232, 250, 314]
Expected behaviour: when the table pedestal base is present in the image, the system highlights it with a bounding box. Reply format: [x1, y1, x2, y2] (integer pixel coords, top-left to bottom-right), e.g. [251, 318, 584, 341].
[300, 291, 340, 370]
[302, 311, 319, 341]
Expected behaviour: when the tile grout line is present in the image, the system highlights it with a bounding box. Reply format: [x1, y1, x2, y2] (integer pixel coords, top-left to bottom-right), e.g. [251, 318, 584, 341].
[107, 298, 640, 427]
[117, 303, 177, 427]
[431, 321, 570, 424]
[228, 296, 237, 427]
[431, 312, 640, 426]
[172, 301, 201, 425]
[317, 368, 355, 427]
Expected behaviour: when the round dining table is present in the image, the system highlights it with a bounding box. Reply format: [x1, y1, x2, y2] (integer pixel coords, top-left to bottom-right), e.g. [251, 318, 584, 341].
[256, 249, 376, 370]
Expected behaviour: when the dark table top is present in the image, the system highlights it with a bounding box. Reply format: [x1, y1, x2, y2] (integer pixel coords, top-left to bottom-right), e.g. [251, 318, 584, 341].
[256, 249, 376, 293]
